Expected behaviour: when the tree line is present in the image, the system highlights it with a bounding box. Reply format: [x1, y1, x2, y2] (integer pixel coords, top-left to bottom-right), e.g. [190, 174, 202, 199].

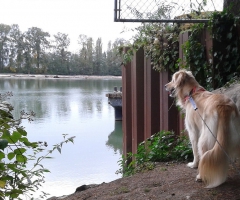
[0, 23, 128, 76]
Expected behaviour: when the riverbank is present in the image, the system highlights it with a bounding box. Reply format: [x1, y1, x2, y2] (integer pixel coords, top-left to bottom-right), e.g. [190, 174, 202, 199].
[47, 161, 240, 200]
[0, 73, 122, 80]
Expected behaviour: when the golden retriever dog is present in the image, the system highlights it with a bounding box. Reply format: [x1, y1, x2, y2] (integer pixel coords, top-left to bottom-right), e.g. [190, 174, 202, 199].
[165, 69, 240, 188]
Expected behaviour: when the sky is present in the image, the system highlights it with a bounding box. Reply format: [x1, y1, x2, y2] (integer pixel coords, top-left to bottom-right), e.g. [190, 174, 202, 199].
[0, 0, 138, 52]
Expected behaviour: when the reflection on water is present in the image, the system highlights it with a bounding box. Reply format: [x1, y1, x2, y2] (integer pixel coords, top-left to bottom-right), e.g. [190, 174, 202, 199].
[106, 121, 123, 154]
[0, 77, 122, 197]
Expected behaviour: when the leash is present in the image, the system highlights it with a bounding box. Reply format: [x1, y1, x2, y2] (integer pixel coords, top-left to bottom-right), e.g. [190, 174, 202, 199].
[168, 98, 176, 111]
[188, 94, 240, 175]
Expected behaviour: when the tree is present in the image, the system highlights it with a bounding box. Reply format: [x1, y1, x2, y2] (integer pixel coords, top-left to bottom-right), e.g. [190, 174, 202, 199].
[107, 38, 127, 76]
[0, 24, 11, 72]
[53, 32, 71, 74]
[94, 38, 103, 75]
[9, 24, 24, 72]
[0, 22, 123, 76]
[86, 37, 94, 75]
[78, 35, 94, 75]
[78, 34, 88, 74]
[24, 27, 50, 73]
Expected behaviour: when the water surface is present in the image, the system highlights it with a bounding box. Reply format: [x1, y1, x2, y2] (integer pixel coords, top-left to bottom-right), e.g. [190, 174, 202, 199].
[0, 77, 122, 197]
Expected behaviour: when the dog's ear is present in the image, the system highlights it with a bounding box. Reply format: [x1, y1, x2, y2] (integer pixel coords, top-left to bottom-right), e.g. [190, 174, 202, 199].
[173, 70, 193, 87]
[186, 71, 193, 77]
[174, 71, 187, 87]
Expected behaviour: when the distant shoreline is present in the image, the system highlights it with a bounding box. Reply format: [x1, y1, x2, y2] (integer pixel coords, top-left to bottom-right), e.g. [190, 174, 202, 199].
[0, 74, 122, 80]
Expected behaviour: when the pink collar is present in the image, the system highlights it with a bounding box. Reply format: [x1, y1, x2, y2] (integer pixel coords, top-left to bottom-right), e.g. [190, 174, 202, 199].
[184, 86, 205, 102]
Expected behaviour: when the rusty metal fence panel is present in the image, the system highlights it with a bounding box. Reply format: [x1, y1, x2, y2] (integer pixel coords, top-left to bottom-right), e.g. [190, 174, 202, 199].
[114, 0, 223, 23]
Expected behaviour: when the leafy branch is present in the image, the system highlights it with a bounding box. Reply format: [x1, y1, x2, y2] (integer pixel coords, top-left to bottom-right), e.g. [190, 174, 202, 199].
[0, 92, 75, 200]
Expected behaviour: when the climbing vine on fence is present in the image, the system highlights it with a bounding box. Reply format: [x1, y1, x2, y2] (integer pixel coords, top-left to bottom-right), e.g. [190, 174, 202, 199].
[119, 23, 180, 73]
[208, 10, 240, 89]
[181, 23, 212, 89]
[119, 10, 240, 90]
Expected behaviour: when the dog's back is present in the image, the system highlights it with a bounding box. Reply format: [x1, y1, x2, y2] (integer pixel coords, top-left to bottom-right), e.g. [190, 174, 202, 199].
[165, 70, 240, 188]
[198, 94, 240, 188]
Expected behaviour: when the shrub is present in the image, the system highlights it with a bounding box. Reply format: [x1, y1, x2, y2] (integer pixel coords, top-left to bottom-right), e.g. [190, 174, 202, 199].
[116, 131, 192, 177]
[0, 92, 75, 199]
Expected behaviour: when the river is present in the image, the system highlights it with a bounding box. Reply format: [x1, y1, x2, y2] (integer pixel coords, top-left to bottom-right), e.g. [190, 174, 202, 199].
[0, 76, 122, 198]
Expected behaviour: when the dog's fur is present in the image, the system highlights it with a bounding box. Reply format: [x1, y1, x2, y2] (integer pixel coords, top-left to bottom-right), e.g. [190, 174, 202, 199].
[165, 69, 240, 188]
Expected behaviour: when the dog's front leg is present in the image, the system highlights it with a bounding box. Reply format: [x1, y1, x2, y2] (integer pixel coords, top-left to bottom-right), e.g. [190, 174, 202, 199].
[187, 138, 199, 168]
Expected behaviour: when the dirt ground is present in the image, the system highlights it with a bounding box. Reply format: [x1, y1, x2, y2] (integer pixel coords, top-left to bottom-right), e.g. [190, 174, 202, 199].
[48, 161, 240, 200]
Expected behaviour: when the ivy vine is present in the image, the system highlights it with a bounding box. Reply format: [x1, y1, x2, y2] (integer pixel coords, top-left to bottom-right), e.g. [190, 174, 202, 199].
[119, 10, 240, 90]
[209, 10, 240, 89]
[181, 23, 212, 89]
[119, 23, 180, 73]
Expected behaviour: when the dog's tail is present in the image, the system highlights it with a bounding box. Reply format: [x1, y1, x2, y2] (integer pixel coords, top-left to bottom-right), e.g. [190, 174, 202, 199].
[198, 105, 236, 188]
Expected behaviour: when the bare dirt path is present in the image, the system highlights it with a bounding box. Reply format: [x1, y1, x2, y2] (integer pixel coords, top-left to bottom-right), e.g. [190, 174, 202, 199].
[48, 161, 240, 200]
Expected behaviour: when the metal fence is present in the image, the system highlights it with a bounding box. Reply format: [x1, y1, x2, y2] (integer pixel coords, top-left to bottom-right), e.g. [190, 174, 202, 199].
[114, 0, 223, 23]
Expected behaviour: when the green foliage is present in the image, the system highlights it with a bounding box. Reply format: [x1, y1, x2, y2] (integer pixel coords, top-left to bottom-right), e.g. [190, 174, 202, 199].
[208, 11, 240, 89]
[0, 92, 75, 199]
[181, 23, 212, 90]
[119, 23, 180, 73]
[118, 2, 212, 74]
[0, 23, 124, 76]
[181, 10, 240, 90]
[118, 5, 240, 90]
[116, 131, 192, 177]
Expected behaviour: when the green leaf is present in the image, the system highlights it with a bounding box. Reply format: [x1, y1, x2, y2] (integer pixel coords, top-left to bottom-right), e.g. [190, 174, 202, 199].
[10, 131, 22, 143]
[57, 146, 61, 154]
[16, 155, 27, 163]
[0, 139, 8, 150]
[7, 152, 15, 160]
[19, 137, 31, 146]
[69, 137, 75, 143]
[0, 163, 5, 171]
[16, 128, 27, 136]
[14, 148, 26, 155]
[6, 164, 18, 172]
[9, 189, 22, 198]
[43, 168, 50, 173]
[0, 180, 6, 188]
[45, 156, 53, 159]
[0, 151, 5, 160]
[2, 123, 10, 129]
[1, 130, 10, 139]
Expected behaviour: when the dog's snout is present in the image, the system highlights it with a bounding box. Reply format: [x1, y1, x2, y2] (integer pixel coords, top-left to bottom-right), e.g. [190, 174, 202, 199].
[165, 84, 169, 91]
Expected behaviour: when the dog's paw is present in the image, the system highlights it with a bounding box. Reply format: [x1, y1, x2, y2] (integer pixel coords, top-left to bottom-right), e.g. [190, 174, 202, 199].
[187, 162, 198, 168]
[196, 174, 202, 182]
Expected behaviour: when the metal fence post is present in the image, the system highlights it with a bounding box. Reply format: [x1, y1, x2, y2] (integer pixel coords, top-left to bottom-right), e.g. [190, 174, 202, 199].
[144, 53, 160, 139]
[131, 47, 145, 155]
[122, 48, 132, 158]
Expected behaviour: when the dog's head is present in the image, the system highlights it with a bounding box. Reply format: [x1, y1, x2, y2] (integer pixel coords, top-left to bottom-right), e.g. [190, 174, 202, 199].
[165, 69, 196, 99]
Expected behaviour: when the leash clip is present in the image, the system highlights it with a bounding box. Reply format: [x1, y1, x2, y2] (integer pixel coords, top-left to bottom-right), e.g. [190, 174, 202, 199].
[189, 95, 198, 111]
